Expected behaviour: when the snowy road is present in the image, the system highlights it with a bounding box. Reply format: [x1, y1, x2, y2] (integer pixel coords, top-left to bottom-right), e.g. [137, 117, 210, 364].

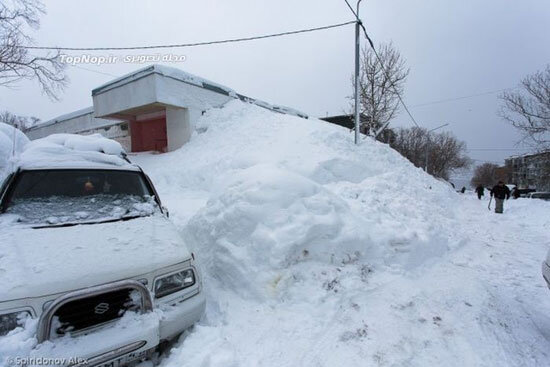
[449, 196, 550, 366]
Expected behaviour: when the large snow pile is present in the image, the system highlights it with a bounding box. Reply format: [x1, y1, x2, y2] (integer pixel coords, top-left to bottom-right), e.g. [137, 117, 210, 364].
[0, 123, 29, 183]
[131, 100, 500, 366]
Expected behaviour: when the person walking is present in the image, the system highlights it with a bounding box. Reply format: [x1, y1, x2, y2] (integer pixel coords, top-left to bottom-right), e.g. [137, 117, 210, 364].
[475, 185, 484, 200]
[490, 181, 511, 213]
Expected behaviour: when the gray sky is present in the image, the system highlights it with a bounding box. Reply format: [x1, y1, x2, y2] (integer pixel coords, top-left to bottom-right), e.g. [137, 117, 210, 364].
[1, 0, 549, 172]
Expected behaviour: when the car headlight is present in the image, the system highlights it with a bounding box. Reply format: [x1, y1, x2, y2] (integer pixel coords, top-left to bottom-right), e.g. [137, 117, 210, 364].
[154, 269, 195, 298]
[0, 311, 31, 336]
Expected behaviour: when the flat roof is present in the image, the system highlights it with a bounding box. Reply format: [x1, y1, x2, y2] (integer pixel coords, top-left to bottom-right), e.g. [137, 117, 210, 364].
[27, 106, 95, 132]
[92, 64, 238, 98]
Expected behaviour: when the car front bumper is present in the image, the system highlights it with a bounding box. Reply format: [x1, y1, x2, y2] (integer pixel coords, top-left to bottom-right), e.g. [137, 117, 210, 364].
[159, 290, 206, 341]
[11, 291, 206, 367]
[26, 312, 160, 367]
[542, 261, 550, 289]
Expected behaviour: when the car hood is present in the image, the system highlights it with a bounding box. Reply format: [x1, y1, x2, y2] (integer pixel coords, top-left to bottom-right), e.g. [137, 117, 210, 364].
[0, 214, 190, 301]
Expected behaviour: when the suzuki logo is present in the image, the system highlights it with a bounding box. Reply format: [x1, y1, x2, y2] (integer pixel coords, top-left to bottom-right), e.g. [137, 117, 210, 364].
[94, 302, 110, 315]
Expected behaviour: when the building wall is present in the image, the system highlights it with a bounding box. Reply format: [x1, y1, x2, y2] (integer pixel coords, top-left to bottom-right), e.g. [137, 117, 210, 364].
[92, 74, 159, 118]
[155, 74, 233, 111]
[506, 151, 550, 191]
[166, 107, 191, 151]
[26, 111, 123, 140]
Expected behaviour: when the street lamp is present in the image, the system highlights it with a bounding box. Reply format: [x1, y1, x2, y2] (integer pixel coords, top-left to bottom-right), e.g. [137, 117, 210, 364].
[425, 123, 450, 173]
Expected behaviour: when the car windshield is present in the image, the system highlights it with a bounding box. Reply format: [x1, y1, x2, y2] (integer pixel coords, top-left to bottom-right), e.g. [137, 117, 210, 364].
[1, 169, 158, 226]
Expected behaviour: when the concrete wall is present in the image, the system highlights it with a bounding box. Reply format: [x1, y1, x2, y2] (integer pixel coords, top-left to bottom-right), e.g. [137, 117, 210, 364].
[155, 75, 233, 111]
[166, 107, 191, 151]
[92, 74, 158, 118]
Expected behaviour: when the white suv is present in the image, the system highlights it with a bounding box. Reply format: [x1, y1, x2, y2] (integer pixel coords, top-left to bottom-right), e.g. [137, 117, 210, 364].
[0, 148, 205, 365]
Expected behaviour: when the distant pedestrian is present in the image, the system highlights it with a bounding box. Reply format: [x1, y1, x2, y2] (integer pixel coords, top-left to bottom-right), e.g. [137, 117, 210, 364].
[460, 186, 466, 194]
[511, 187, 520, 199]
[475, 185, 484, 200]
[490, 181, 511, 214]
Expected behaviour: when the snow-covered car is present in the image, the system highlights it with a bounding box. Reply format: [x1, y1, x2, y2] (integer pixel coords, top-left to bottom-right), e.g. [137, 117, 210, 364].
[0, 135, 205, 365]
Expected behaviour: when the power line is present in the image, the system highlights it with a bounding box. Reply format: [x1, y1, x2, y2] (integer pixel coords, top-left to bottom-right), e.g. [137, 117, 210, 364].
[358, 23, 420, 128]
[467, 148, 532, 152]
[70, 64, 118, 77]
[20, 21, 356, 51]
[410, 87, 517, 108]
[344, 0, 359, 19]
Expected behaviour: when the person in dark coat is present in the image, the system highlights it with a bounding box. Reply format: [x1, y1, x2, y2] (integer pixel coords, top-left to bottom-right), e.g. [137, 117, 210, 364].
[511, 187, 521, 199]
[475, 185, 484, 200]
[490, 181, 511, 213]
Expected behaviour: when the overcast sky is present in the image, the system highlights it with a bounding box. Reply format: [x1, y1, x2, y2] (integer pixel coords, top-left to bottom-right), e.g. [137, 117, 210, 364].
[1, 0, 549, 175]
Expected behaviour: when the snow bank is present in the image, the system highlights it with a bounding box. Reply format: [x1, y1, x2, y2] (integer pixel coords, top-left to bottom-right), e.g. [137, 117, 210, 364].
[18, 133, 129, 169]
[136, 100, 461, 274]
[129, 100, 480, 366]
[186, 164, 373, 300]
[0, 123, 29, 183]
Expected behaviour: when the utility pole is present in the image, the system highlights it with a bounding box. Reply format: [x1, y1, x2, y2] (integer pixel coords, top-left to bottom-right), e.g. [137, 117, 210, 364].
[424, 123, 450, 173]
[353, 0, 362, 145]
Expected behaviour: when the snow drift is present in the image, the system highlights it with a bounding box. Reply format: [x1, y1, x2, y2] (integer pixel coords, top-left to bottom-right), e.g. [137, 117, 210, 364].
[128, 100, 480, 366]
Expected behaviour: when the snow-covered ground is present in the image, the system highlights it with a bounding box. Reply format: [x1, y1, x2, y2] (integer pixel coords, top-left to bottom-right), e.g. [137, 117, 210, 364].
[130, 101, 550, 367]
[1, 101, 549, 366]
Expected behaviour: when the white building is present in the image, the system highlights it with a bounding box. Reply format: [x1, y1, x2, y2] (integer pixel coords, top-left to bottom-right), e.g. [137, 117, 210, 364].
[26, 65, 307, 152]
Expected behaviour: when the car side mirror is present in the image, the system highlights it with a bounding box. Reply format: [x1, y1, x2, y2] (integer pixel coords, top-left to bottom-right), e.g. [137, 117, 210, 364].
[162, 206, 170, 218]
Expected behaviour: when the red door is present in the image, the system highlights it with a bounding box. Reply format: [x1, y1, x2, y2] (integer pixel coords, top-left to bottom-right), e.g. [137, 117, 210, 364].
[130, 117, 167, 152]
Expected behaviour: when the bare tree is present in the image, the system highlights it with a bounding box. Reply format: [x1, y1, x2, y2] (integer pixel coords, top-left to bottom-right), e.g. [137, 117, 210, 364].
[391, 127, 471, 180]
[351, 42, 409, 136]
[0, 0, 66, 99]
[470, 163, 500, 188]
[0, 110, 40, 130]
[498, 65, 550, 149]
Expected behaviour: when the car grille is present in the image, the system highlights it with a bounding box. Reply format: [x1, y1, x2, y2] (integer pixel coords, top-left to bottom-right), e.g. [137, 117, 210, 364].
[53, 288, 141, 335]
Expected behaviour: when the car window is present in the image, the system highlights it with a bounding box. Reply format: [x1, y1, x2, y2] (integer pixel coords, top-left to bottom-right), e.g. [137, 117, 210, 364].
[1, 169, 158, 226]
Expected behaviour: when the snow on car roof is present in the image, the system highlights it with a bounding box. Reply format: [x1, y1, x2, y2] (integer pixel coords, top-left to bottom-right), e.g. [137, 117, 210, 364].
[16, 133, 139, 171]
